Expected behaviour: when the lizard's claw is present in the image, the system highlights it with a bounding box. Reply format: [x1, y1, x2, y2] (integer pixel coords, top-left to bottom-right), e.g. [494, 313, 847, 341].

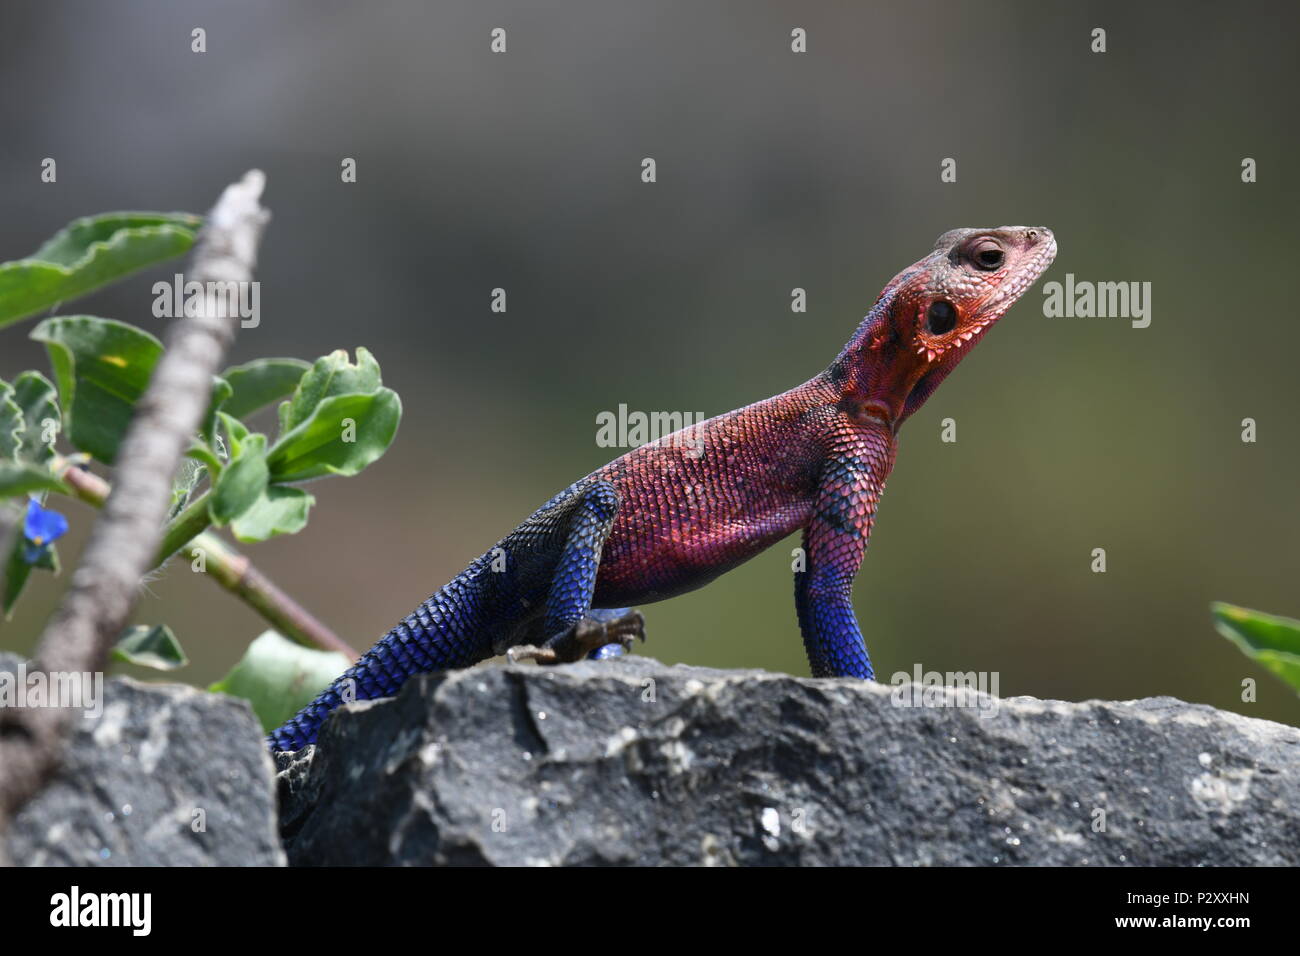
[508, 609, 646, 666]
[587, 608, 646, 653]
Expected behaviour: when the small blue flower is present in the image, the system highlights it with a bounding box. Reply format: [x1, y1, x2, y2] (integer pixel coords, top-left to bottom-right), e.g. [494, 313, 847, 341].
[22, 497, 68, 564]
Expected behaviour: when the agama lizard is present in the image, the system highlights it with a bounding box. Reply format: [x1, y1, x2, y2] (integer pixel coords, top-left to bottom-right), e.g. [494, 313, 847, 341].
[269, 226, 1056, 751]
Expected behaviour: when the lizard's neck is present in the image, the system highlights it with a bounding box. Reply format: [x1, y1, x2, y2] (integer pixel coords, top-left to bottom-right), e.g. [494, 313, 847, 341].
[822, 283, 938, 431]
[825, 290, 902, 403]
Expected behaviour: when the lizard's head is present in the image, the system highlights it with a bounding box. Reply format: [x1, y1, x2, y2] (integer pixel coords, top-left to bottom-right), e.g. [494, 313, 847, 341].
[839, 225, 1057, 431]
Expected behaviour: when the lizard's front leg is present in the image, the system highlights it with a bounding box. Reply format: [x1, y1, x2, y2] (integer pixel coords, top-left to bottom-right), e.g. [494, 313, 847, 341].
[506, 480, 645, 665]
[794, 435, 894, 679]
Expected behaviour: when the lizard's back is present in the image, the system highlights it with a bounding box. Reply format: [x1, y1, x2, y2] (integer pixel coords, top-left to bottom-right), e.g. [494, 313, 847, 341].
[591, 378, 842, 606]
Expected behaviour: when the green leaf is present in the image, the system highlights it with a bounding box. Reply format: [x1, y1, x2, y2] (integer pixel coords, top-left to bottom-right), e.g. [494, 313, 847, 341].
[266, 388, 400, 483]
[11, 371, 60, 464]
[0, 212, 200, 328]
[0, 461, 66, 497]
[210, 630, 351, 733]
[231, 485, 314, 542]
[184, 441, 223, 476]
[112, 624, 188, 671]
[217, 410, 251, 454]
[222, 358, 310, 420]
[30, 316, 162, 464]
[1212, 601, 1300, 694]
[3, 552, 33, 619]
[30, 316, 226, 465]
[281, 348, 381, 433]
[201, 375, 233, 448]
[0, 383, 20, 460]
[209, 433, 269, 524]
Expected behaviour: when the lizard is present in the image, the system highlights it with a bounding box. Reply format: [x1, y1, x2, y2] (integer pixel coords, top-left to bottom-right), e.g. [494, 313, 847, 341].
[268, 225, 1056, 752]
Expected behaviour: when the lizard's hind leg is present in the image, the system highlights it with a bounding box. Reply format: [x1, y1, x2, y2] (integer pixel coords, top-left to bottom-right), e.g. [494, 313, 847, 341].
[505, 481, 645, 665]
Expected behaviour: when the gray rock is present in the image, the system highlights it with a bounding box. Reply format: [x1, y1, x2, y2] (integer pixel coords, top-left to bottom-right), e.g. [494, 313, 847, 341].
[2, 653, 284, 866]
[279, 656, 1300, 866]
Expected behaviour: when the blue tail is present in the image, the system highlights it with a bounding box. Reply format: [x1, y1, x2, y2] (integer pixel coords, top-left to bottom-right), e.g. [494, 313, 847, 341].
[268, 556, 497, 751]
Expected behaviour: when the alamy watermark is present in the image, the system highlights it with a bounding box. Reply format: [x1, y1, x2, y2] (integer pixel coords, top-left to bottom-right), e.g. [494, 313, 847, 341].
[890, 664, 1000, 718]
[595, 404, 707, 458]
[0, 661, 103, 718]
[1042, 274, 1151, 328]
[152, 273, 260, 328]
[50, 886, 150, 936]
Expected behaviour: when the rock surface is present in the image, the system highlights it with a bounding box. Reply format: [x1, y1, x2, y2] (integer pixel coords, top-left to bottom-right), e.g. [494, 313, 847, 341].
[2, 653, 284, 866]
[278, 656, 1300, 866]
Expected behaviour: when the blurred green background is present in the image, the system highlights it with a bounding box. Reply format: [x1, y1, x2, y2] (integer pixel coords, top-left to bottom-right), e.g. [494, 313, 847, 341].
[2, 1, 1298, 724]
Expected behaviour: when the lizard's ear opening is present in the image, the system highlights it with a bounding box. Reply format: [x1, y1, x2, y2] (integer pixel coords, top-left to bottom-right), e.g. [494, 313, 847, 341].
[925, 300, 957, 336]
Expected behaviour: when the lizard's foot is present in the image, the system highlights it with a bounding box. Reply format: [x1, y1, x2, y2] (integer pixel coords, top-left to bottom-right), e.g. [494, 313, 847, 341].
[584, 607, 645, 660]
[507, 608, 645, 666]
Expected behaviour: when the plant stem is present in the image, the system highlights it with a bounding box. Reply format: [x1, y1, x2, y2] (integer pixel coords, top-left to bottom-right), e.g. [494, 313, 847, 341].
[189, 531, 358, 658]
[54, 458, 358, 659]
[154, 492, 213, 567]
[54, 458, 108, 507]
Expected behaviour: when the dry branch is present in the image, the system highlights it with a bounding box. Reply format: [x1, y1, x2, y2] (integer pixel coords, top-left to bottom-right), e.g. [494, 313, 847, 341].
[0, 171, 270, 855]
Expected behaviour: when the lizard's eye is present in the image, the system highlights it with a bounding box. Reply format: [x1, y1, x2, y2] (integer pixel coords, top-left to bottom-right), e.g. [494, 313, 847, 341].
[969, 239, 1004, 271]
[926, 300, 957, 335]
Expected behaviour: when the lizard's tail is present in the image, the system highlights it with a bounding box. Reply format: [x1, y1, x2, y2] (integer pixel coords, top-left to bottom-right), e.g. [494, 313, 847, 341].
[267, 556, 496, 752]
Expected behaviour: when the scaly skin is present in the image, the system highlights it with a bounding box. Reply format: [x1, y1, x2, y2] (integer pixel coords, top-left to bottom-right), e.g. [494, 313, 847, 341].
[269, 226, 1057, 751]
